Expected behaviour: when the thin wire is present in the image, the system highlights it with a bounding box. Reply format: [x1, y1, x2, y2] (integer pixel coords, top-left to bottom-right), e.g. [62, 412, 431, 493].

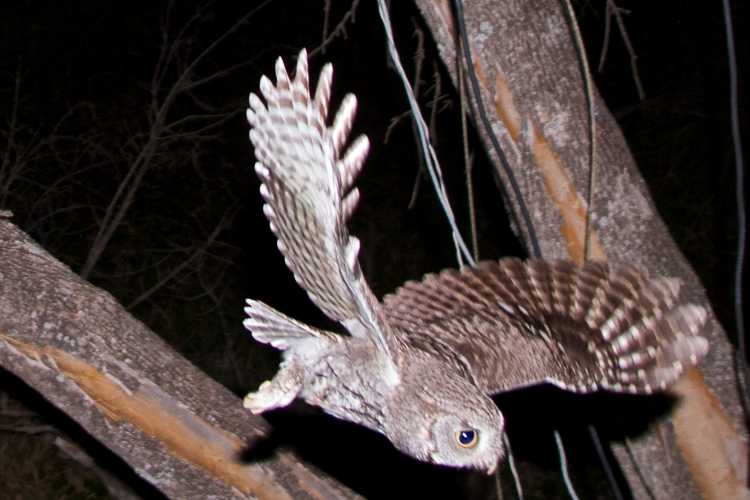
[588, 426, 624, 500]
[458, 49, 480, 262]
[375, 0, 475, 268]
[503, 431, 524, 500]
[721, 0, 749, 407]
[554, 430, 580, 500]
[559, 0, 597, 265]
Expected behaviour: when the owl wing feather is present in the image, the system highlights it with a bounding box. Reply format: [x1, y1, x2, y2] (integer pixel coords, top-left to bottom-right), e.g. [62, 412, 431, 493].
[246, 50, 394, 361]
[383, 258, 709, 395]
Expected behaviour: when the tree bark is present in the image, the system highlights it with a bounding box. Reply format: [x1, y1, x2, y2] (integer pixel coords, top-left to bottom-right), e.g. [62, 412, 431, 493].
[412, 0, 748, 498]
[0, 218, 359, 499]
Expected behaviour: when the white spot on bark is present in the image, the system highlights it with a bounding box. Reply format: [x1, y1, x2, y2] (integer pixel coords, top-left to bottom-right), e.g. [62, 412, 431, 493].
[476, 20, 494, 48]
[542, 111, 572, 148]
[608, 171, 654, 220]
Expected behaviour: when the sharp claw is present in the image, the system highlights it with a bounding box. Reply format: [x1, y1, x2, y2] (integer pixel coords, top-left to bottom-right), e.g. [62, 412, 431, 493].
[242, 369, 300, 414]
[243, 380, 270, 413]
[242, 392, 260, 412]
[243, 380, 284, 413]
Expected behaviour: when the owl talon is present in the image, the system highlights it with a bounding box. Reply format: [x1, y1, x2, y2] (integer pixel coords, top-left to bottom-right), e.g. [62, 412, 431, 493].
[244, 387, 286, 414]
[243, 391, 272, 414]
[243, 369, 301, 413]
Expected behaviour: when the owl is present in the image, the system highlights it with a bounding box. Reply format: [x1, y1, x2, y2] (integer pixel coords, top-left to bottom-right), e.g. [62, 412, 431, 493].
[243, 49, 709, 473]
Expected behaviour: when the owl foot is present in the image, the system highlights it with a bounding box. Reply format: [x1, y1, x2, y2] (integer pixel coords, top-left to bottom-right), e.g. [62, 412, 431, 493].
[243, 381, 289, 413]
[243, 364, 302, 414]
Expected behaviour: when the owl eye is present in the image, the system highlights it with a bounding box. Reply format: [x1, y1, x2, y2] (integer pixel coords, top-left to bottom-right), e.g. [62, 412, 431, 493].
[456, 429, 479, 448]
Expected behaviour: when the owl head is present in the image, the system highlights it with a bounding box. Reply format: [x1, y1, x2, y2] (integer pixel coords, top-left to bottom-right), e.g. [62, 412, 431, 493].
[383, 365, 505, 473]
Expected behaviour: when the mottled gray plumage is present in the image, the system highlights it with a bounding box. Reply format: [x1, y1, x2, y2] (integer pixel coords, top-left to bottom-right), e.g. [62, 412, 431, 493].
[244, 49, 709, 473]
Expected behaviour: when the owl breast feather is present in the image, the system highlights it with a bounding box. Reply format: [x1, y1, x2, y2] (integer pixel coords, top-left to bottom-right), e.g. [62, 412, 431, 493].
[300, 338, 393, 434]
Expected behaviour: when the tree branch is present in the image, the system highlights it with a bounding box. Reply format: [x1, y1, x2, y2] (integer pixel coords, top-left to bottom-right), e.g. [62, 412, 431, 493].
[0, 219, 359, 499]
[411, 0, 748, 498]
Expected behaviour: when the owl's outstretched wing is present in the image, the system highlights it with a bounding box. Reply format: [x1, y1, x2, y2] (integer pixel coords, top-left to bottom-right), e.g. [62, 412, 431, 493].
[382, 259, 709, 394]
[247, 50, 393, 360]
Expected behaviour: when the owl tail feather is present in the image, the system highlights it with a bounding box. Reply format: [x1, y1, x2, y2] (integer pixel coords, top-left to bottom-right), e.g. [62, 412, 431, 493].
[243, 299, 339, 351]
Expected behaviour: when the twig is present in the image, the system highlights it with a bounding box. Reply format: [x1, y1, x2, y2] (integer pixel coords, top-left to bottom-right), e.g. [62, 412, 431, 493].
[81, 1, 273, 279]
[598, 1, 644, 100]
[0, 424, 57, 435]
[311, 0, 360, 57]
[126, 207, 234, 310]
[458, 43, 479, 262]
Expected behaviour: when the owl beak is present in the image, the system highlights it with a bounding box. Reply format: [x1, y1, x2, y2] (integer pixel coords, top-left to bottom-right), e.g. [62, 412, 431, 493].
[486, 462, 498, 475]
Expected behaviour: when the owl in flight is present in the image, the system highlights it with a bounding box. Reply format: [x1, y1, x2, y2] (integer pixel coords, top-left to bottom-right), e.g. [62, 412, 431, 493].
[243, 49, 709, 473]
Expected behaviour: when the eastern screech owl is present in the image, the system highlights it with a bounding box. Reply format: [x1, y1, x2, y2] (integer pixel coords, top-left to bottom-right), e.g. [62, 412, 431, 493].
[243, 49, 709, 473]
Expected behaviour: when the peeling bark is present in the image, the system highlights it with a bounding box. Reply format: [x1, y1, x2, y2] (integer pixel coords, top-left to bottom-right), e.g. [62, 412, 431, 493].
[412, 0, 748, 498]
[0, 219, 359, 499]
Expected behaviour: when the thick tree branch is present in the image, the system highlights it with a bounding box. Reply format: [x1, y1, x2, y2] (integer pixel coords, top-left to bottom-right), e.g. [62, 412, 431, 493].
[412, 0, 748, 498]
[0, 219, 359, 499]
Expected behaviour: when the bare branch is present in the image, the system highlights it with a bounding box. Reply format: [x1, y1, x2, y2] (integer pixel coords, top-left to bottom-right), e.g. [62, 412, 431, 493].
[126, 206, 236, 310]
[0, 219, 360, 498]
[81, 1, 274, 279]
[598, 1, 644, 100]
[311, 0, 361, 57]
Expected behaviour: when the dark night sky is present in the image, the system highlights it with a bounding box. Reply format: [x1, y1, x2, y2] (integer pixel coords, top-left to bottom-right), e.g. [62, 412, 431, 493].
[0, 1, 746, 498]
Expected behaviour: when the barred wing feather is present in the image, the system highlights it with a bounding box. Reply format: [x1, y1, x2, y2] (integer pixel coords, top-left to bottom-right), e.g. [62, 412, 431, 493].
[383, 259, 709, 395]
[247, 50, 392, 358]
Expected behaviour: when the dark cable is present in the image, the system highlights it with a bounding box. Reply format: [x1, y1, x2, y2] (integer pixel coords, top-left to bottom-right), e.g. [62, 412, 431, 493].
[451, 0, 542, 259]
[721, 0, 750, 410]
[588, 426, 624, 500]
